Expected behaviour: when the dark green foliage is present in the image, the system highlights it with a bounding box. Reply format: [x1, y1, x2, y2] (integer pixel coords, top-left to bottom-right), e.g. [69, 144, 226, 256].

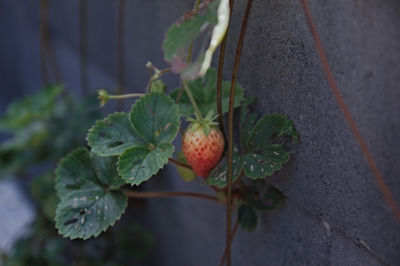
[238, 205, 258, 232]
[0, 86, 101, 179]
[55, 148, 127, 240]
[87, 92, 181, 186]
[170, 67, 244, 118]
[208, 152, 242, 188]
[1, 216, 153, 266]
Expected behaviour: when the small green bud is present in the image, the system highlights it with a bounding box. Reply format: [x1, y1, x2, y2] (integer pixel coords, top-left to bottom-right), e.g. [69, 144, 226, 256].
[97, 89, 109, 107]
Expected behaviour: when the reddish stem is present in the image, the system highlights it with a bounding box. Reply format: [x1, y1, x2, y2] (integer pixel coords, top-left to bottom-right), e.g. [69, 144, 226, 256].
[123, 190, 222, 204]
[300, 0, 400, 222]
[226, 1, 254, 265]
[168, 158, 192, 170]
[216, 0, 235, 139]
[219, 220, 239, 266]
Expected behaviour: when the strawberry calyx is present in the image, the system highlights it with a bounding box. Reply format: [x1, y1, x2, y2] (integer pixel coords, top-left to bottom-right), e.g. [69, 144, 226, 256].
[186, 110, 219, 136]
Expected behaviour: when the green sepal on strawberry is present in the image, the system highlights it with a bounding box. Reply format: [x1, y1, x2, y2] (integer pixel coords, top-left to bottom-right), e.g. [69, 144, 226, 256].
[182, 112, 225, 178]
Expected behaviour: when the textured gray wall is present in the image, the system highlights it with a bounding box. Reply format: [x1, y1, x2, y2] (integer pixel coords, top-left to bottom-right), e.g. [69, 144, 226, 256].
[1, 0, 399, 265]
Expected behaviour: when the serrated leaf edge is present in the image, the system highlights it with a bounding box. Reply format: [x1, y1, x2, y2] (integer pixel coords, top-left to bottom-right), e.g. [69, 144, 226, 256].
[54, 147, 127, 240]
[117, 144, 174, 186]
[55, 192, 127, 240]
[54, 147, 89, 199]
[86, 112, 138, 157]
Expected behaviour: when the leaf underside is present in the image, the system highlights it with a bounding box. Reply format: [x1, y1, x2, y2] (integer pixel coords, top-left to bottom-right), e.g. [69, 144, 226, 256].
[238, 205, 257, 232]
[162, 1, 219, 80]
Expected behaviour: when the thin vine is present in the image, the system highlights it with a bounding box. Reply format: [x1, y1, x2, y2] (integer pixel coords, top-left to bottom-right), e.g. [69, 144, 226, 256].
[216, 0, 235, 138]
[226, 0, 254, 264]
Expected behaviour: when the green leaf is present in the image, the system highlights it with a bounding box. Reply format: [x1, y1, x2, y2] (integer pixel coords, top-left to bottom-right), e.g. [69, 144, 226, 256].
[249, 186, 286, 211]
[162, 1, 219, 80]
[0, 121, 48, 150]
[88, 93, 180, 186]
[243, 146, 290, 179]
[170, 68, 244, 117]
[130, 92, 180, 145]
[118, 144, 174, 186]
[55, 148, 125, 199]
[55, 148, 127, 239]
[31, 172, 59, 220]
[175, 151, 195, 182]
[150, 79, 167, 93]
[0, 148, 36, 178]
[207, 152, 242, 188]
[87, 112, 145, 156]
[238, 205, 257, 232]
[0, 85, 62, 132]
[48, 94, 102, 157]
[240, 96, 257, 147]
[244, 114, 298, 180]
[247, 114, 299, 151]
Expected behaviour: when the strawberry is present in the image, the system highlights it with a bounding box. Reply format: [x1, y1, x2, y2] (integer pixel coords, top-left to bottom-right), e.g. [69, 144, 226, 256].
[182, 121, 225, 178]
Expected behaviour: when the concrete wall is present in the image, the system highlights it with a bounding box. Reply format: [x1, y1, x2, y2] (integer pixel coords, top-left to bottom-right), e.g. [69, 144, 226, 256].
[0, 0, 399, 265]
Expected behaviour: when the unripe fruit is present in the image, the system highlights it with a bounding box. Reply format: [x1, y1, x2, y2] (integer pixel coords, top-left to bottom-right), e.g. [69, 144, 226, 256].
[182, 125, 225, 178]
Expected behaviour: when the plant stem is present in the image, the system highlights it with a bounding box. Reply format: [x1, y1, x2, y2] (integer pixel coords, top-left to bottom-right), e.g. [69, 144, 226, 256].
[123, 190, 221, 204]
[183, 80, 203, 120]
[108, 93, 145, 99]
[176, 0, 201, 105]
[146, 67, 172, 92]
[219, 220, 239, 266]
[216, 0, 234, 138]
[226, 1, 253, 265]
[168, 158, 192, 170]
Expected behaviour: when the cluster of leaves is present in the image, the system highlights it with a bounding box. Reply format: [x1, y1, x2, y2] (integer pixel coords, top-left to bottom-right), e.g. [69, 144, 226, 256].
[54, 73, 298, 238]
[208, 97, 299, 188]
[238, 186, 286, 231]
[0, 87, 157, 263]
[1, 214, 153, 266]
[54, 66, 248, 239]
[207, 96, 299, 230]
[50, 0, 299, 240]
[0, 85, 101, 178]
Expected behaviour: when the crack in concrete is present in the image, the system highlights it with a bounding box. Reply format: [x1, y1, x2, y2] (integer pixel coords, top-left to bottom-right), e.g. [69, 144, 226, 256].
[286, 197, 390, 266]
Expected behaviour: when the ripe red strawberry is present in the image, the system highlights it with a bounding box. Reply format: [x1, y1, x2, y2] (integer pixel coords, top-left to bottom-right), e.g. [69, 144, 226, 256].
[182, 124, 225, 178]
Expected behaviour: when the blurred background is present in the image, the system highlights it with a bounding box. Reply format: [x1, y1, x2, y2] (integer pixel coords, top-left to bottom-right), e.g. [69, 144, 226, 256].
[0, 0, 400, 265]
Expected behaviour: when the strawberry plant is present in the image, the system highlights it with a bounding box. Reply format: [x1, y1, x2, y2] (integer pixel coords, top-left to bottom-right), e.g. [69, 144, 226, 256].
[50, 1, 299, 265]
[0, 87, 153, 265]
